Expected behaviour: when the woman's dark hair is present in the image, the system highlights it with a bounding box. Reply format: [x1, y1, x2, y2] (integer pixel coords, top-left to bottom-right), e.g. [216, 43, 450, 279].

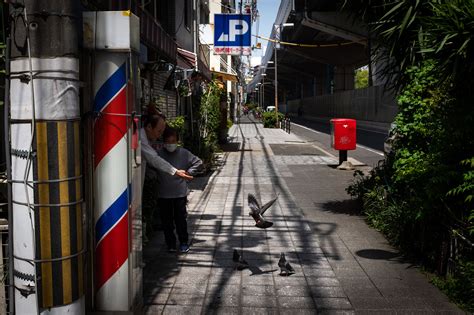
[162, 126, 178, 141]
[143, 104, 166, 128]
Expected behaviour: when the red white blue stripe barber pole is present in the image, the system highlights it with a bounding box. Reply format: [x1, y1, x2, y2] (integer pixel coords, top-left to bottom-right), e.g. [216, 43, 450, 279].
[93, 53, 130, 311]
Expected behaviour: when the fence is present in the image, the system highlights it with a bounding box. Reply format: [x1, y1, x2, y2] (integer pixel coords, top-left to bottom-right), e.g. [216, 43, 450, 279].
[287, 85, 398, 123]
[280, 118, 291, 134]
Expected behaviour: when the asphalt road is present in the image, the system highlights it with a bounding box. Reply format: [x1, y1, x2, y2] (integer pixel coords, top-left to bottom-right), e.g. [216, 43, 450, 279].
[288, 117, 386, 167]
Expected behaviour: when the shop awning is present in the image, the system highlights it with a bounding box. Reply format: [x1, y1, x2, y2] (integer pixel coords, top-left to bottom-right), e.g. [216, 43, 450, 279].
[212, 70, 238, 82]
[177, 48, 196, 69]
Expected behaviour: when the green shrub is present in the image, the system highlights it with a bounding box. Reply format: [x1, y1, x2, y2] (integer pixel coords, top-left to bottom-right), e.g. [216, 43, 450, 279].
[344, 1, 474, 310]
[262, 111, 284, 128]
[432, 260, 474, 312]
[183, 79, 224, 169]
[347, 61, 473, 311]
[167, 116, 185, 135]
[246, 102, 257, 111]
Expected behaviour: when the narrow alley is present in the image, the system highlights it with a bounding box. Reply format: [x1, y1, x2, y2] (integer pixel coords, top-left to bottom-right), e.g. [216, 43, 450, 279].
[142, 118, 462, 314]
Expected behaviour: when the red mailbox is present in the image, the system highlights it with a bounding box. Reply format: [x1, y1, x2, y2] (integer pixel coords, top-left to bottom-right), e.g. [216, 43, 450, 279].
[330, 118, 357, 150]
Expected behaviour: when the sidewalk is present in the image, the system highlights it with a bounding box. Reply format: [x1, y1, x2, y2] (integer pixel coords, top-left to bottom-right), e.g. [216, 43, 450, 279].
[142, 120, 462, 314]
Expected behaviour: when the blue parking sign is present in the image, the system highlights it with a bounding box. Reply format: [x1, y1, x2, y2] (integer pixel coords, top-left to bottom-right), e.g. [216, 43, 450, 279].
[214, 14, 251, 55]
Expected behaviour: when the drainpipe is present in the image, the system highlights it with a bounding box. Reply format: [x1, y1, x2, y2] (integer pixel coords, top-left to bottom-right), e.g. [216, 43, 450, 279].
[194, 0, 199, 71]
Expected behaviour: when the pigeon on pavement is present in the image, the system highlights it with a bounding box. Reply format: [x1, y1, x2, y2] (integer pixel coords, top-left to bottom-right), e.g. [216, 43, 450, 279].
[247, 193, 278, 229]
[233, 249, 249, 270]
[278, 252, 295, 276]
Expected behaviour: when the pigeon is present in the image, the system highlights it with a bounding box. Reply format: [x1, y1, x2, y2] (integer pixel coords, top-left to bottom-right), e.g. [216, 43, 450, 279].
[233, 249, 249, 270]
[278, 253, 295, 276]
[247, 193, 278, 229]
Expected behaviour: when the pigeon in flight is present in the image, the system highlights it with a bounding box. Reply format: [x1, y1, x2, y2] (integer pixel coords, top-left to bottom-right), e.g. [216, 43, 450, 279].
[233, 249, 249, 270]
[278, 253, 295, 276]
[247, 193, 278, 229]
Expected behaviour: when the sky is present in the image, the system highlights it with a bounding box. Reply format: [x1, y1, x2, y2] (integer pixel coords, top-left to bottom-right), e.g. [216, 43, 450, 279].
[250, 0, 280, 67]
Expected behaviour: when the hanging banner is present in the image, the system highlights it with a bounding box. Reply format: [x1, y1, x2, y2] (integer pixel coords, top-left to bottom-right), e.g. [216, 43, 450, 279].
[214, 14, 251, 55]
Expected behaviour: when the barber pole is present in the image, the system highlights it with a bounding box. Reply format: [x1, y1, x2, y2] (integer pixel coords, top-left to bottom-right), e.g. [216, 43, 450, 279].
[84, 10, 141, 310]
[93, 53, 131, 311]
[83, 10, 141, 311]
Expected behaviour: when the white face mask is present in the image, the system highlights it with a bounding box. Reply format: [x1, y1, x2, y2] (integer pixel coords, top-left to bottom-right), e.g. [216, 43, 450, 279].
[164, 144, 177, 152]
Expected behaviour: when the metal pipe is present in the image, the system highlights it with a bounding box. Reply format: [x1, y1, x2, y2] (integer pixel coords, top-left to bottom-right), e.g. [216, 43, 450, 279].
[4, 35, 15, 315]
[274, 37, 278, 124]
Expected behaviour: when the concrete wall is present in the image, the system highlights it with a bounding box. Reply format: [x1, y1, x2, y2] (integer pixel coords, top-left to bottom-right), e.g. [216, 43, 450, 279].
[287, 85, 397, 123]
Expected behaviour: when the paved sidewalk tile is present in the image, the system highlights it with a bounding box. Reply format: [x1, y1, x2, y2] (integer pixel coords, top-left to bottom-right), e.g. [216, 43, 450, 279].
[142, 121, 462, 314]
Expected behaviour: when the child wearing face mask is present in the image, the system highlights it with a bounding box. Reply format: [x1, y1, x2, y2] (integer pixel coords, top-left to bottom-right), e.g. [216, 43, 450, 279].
[156, 127, 203, 253]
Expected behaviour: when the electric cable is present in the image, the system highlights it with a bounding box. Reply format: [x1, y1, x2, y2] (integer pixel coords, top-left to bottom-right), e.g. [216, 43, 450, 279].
[254, 34, 366, 48]
[10, 3, 41, 313]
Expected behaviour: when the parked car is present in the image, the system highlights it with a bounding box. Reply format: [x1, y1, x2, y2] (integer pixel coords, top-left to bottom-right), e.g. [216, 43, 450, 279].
[384, 122, 398, 156]
[265, 106, 276, 112]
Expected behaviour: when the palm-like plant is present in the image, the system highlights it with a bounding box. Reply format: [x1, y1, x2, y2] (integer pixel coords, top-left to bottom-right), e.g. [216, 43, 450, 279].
[342, 0, 474, 91]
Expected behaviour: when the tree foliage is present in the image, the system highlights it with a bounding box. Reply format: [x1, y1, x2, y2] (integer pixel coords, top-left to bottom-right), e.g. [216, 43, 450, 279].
[354, 67, 369, 89]
[343, 0, 474, 92]
[184, 79, 225, 168]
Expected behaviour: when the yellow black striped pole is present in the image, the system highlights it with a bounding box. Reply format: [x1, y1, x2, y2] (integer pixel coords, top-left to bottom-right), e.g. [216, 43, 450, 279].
[33, 120, 84, 308]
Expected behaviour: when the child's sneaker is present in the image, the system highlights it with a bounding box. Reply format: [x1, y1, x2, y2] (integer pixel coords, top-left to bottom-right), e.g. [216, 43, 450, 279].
[179, 244, 190, 253]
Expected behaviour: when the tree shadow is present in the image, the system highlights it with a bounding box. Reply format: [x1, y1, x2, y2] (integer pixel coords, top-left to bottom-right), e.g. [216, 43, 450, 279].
[356, 249, 400, 260]
[320, 199, 363, 216]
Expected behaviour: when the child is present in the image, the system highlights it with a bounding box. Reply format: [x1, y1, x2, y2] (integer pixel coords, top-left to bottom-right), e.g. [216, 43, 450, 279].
[156, 127, 203, 253]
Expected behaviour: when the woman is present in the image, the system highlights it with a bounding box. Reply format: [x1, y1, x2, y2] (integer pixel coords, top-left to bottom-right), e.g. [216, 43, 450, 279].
[140, 106, 192, 239]
[140, 106, 192, 182]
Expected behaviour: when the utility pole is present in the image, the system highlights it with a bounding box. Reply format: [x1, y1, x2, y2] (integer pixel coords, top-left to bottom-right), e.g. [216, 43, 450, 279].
[8, 0, 84, 314]
[274, 39, 278, 124]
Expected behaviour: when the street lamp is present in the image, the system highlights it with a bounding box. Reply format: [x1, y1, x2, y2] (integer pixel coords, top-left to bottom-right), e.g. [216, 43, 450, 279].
[274, 23, 294, 125]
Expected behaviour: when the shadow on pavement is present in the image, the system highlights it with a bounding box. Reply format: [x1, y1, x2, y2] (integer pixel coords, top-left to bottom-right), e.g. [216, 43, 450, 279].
[356, 249, 400, 260]
[320, 199, 362, 216]
[143, 117, 345, 313]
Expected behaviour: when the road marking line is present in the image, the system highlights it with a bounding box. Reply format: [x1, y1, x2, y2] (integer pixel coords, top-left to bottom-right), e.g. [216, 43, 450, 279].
[356, 144, 384, 156]
[292, 122, 322, 134]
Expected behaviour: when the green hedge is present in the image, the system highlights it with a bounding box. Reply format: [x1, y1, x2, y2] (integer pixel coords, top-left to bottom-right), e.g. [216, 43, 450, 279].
[262, 111, 284, 128]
